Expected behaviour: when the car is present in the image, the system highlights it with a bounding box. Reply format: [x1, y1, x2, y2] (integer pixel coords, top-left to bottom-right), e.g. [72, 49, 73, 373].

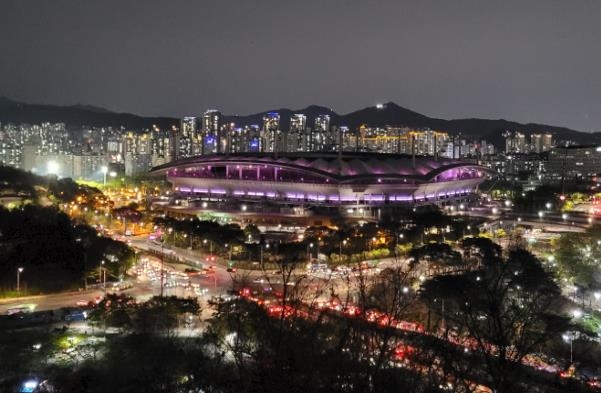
[208, 295, 226, 305]
[75, 300, 88, 307]
[185, 268, 201, 276]
[226, 267, 237, 273]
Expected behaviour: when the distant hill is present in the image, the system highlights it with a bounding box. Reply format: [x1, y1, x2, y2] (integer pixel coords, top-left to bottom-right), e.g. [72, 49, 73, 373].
[336, 102, 601, 147]
[0, 98, 179, 131]
[1, 97, 600, 148]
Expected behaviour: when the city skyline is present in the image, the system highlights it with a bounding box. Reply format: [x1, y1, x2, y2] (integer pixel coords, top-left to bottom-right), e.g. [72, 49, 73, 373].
[1, 1, 601, 132]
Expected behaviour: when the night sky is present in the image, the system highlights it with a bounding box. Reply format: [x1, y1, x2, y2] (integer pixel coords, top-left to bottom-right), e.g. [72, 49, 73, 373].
[1, 1, 600, 131]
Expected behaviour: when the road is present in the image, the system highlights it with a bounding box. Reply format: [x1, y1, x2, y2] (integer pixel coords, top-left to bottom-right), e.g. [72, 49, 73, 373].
[0, 209, 583, 316]
[0, 237, 241, 315]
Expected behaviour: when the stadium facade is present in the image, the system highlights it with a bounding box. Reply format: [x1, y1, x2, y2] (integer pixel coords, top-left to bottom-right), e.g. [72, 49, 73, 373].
[150, 153, 490, 222]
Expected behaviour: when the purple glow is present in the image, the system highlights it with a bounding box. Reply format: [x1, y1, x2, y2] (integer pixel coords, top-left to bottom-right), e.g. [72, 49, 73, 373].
[211, 189, 227, 194]
[233, 190, 245, 196]
[180, 187, 192, 192]
[286, 193, 305, 199]
[193, 188, 208, 193]
[393, 195, 413, 201]
[266, 192, 277, 198]
[366, 195, 384, 201]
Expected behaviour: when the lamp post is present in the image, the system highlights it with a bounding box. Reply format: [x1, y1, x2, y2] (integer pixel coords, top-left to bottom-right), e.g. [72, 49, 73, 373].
[225, 243, 232, 261]
[99, 261, 106, 293]
[160, 239, 165, 297]
[101, 165, 108, 187]
[339, 239, 347, 263]
[203, 238, 214, 255]
[317, 237, 321, 262]
[563, 332, 575, 364]
[308, 242, 314, 264]
[395, 233, 403, 258]
[16, 267, 23, 292]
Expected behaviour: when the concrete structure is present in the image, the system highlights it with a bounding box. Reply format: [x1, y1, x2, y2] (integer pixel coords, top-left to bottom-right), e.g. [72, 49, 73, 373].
[150, 153, 490, 221]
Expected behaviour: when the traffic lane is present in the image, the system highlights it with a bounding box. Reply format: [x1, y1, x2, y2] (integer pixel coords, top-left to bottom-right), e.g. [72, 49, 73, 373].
[0, 289, 105, 314]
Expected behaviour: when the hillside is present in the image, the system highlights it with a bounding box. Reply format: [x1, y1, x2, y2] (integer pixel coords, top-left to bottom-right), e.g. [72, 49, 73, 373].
[1, 97, 599, 147]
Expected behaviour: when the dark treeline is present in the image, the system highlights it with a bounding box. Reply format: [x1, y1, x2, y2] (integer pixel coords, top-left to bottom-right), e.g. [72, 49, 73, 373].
[0, 204, 133, 293]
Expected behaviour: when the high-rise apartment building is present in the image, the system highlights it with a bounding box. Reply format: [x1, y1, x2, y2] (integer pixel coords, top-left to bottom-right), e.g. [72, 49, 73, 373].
[312, 115, 330, 151]
[262, 112, 281, 153]
[542, 133, 553, 152]
[178, 117, 197, 158]
[151, 126, 174, 166]
[218, 122, 235, 154]
[287, 114, 307, 152]
[505, 131, 527, 153]
[202, 110, 221, 155]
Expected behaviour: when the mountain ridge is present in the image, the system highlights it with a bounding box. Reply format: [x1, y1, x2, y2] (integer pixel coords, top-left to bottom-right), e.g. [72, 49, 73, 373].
[0, 96, 599, 148]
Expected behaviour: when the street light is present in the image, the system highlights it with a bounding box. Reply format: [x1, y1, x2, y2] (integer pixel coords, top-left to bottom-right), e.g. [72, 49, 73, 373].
[317, 237, 321, 261]
[160, 239, 165, 297]
[203, 238, 213, 254]
[225, 243, 232, 261]
[260, 243, 269, 270]
[101, 166, 108, 187]
[339, 239, 347, 263]
[16, 267, 23, 292]
[563, 332, 576, 364]
[99, 261, 106, 293]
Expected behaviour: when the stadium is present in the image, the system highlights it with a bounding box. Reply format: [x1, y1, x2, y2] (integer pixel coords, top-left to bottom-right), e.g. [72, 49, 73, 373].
[150, 153, 490, 224]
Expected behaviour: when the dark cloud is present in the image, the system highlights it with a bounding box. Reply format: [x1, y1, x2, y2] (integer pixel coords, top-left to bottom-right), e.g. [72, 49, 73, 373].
[0, 0, 600, 131]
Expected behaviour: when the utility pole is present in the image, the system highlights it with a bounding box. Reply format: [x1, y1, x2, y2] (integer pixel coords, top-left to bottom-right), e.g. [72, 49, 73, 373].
[160, 240, 165, 297]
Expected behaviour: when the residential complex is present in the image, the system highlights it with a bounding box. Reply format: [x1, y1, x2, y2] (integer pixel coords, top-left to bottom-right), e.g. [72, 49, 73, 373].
[3, 109, 600, 190]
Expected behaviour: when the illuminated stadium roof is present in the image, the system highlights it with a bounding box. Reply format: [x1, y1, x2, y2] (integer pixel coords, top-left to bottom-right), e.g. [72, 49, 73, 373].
[151, 152, 486, 182]
[151, 153, 491, 207]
